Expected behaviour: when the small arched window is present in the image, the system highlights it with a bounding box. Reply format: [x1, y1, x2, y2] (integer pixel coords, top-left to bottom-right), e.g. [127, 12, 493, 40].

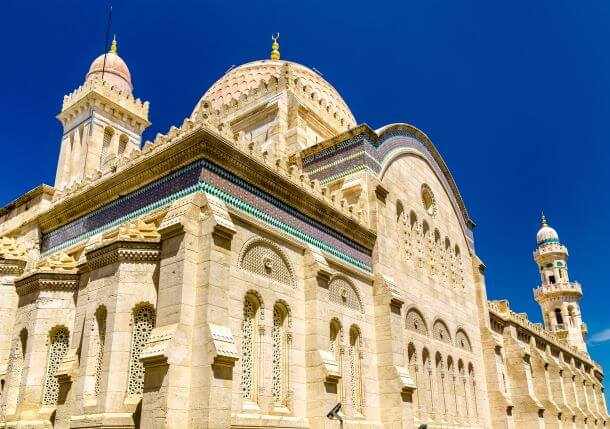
[241, 295, 261, 403]
[272, 303, 289, 406]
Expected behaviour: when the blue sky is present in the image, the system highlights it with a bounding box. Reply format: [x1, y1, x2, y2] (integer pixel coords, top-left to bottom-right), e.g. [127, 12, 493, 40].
[2, 0, 609, 392]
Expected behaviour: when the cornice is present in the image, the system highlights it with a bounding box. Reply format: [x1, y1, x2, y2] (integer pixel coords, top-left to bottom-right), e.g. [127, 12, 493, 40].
[38, 126, 375, 252]
[85, 240, 160, 270]
[0, 258, 27, 276]
[15, 271, 79, 296]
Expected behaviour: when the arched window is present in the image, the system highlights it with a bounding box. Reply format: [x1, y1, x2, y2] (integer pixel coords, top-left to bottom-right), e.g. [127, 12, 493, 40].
[554, 308, 563, 325]
[272, 303, 289, 406]
[42, 327, 70, 405]
[421, 349, 433, 413]
[349, 326, 363, 413]
[436, 352, 447, 416]
[330, 319, 343, 402]
[468, 363, 478, 418]
[127, 305, 155, 396]
[407, 343, 420, 414]
[447, 356, 458, 418]
[101, 127, 114, 164]
[118, 134, 129, 155]
[241, 295, 261, 403]
[457, 359, 467, 418]
[567, 305, 576, 327]
[94, 306, 107, 397]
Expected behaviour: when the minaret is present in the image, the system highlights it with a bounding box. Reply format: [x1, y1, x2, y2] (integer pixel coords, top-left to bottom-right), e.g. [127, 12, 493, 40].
[533, 214, 588, 352]
[54, 37, 150, 189]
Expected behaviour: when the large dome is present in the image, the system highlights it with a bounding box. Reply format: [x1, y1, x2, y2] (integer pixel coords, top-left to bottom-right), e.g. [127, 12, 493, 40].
[192, 60, 356, 128]
[86, 39, 132, 94]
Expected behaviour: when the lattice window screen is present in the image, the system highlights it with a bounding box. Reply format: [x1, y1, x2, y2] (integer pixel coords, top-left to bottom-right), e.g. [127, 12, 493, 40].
[94, 312, 107, 396]
[127, 306, 155, 396]
[241, 299, 257, 401]
[42, 328, 69, 405]
[272, 307, 286, 405]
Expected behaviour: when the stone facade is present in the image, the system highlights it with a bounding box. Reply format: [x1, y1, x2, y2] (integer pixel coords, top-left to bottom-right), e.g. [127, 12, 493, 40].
[0, 38, 607, 429]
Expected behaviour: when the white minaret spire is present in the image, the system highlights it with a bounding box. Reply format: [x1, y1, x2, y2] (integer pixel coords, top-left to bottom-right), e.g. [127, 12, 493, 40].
[533, 214, 588, 352]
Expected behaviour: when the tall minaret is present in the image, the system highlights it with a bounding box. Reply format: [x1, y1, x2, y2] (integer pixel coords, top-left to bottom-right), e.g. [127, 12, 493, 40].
[54, 37, 150, 189]
[533, 214, 588, 352]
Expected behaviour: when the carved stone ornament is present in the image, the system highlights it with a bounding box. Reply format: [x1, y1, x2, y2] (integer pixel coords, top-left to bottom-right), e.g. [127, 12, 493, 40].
[103, 219, 160, 243]
[140, 323, 178, 368]
[37, 252, 78, 273]
[0, 236, 26, 259]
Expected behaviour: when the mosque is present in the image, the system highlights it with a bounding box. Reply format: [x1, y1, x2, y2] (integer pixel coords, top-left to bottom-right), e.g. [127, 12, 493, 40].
[0, 34, 607, 429]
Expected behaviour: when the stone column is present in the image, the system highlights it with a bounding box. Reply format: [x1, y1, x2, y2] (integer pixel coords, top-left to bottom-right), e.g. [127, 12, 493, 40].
[172, 193, 238, 429]
[8, 266, 79, 427]
[0, 255, 26, 381]
[503, 332, 545, 429]
[81, 232, 160, 428]
[372, 273, 416, 428]
[303, 245, 336, 429]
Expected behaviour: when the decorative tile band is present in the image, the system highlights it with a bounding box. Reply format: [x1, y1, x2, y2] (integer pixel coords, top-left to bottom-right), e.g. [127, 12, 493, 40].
[302, 129, 473, 243]
[41, 160, 372, 271]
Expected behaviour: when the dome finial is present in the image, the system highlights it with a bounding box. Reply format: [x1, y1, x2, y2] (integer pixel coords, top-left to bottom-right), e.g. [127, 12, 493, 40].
[270, 33, 280, 60]
[110, 35, 118, 54]
[541, 211, 548, 227]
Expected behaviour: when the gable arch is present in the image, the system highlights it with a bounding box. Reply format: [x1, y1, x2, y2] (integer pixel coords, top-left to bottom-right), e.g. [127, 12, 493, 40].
[328, 275, 364, 313]
[405, 306, 429, 336]
[239, 237, 295, 287]
[455, 328, 472, 352]
[432, 318, 452, 344]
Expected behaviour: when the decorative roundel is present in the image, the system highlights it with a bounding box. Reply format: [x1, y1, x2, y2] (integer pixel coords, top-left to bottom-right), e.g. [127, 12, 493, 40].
[421, 184, 437, 216]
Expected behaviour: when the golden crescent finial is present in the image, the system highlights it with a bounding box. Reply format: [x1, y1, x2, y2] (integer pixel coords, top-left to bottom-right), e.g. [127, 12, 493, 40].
[541, 211, 548, 227]
[270, 32, 280, 60]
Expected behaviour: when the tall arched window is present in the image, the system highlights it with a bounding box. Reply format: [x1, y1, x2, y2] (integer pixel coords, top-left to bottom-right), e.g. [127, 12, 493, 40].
[407, 343, 420, 414]
[458, 360, 468, 418]
[241, 295, 261, 403]
[468, 363, 478, 418]
[94, 306, 107, 397]
[554, 308, 563, 325]
[118, 134, 129, 155]
[272, 303, 289, 406]
[422, 348, 433, 413]
[101, 127, 114, 165]
[435, 352, 447, 416]
[349, 326, 363, 413]
[447, 356, 458, 418]
[42, 327, 70, 405]
[127, 305, 155, 396]
[330, 319, 343, 402]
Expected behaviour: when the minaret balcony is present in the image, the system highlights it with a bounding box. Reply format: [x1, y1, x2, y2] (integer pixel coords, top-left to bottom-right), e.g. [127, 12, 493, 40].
[533, 281, 582, 301]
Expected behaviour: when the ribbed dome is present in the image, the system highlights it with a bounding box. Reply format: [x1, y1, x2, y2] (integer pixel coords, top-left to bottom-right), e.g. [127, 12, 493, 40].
[192, 60, 356, 127]
[86, 40, 132, 94]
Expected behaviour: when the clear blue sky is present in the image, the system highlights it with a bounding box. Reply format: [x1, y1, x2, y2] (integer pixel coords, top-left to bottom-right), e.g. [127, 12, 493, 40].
[2, 0, 609, 390]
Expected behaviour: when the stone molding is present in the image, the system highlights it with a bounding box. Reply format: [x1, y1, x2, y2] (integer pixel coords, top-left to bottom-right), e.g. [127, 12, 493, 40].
[140, 324, 178, 368]
[15, 270, 79, 296]
[394, 365, 417, 392]
[0, 258, 26, 276]
[86, 240, 160, 270]
[318, 350, 341, 382]
[209, 323, 239, 367]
